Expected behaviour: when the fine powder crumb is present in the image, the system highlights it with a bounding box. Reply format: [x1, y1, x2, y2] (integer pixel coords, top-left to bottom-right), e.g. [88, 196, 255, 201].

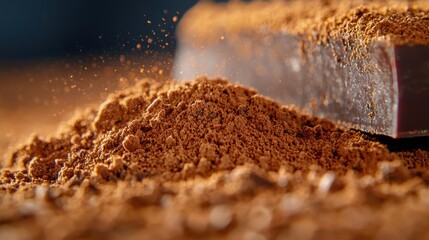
[1, 77, 428, 187]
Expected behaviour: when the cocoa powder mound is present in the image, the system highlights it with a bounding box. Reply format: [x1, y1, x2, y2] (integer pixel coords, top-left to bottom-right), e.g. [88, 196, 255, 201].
[2, 77, 427, 187]
[2, 77, 429, 239]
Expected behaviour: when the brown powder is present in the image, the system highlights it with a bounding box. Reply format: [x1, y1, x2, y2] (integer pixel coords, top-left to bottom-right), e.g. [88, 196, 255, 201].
[1, 77, 428, 188]
[179, 0, 429, 46]
[2, 77, 429, 239]
[2, 162, 429, 239]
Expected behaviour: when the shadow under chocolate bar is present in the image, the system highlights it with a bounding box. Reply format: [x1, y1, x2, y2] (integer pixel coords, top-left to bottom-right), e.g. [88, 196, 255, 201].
[174, 29, 429, 138]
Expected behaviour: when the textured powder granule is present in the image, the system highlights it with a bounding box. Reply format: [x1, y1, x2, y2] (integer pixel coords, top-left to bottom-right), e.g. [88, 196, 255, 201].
[1, 77, 428, 188]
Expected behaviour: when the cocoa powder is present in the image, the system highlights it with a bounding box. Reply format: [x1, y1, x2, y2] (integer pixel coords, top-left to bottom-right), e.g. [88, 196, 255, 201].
[1, 77, 428, 188]
[1, 77, 429, 239]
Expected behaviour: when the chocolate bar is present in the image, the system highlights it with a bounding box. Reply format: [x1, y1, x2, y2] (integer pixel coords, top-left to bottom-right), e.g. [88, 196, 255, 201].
[174, 1, 429, 138]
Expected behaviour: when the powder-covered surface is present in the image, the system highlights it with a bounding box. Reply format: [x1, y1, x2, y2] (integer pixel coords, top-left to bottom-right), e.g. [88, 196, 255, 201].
[2, 163, 429, 239]
[1, 78, 429, 239]
[179, 0, 429, 46]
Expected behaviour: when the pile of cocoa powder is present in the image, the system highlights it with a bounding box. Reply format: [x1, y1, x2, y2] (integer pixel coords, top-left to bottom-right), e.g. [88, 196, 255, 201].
[1, 77, 429, 239]
[2, 77, 428, 188]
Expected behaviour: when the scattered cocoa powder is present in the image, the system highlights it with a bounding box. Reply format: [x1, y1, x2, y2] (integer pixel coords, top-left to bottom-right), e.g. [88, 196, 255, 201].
[2, 162, 429, 239]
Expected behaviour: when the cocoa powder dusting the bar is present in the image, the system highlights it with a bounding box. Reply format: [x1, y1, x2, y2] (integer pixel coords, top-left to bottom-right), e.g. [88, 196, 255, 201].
[180, 0, 429, 47]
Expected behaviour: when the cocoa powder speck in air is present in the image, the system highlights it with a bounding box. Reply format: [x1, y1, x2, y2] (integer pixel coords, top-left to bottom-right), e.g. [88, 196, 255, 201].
[2, 77, 428, 187]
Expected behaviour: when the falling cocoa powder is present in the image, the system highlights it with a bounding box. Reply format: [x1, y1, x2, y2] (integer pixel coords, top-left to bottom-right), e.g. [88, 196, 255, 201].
[1, 77, 428, 189]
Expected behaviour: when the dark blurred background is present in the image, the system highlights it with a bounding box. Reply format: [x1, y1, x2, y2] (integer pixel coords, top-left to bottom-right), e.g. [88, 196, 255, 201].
[0, 0, 200, 60]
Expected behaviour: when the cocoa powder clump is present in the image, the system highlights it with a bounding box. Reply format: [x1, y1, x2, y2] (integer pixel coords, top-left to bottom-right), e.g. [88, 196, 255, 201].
[2, 77, 428, 187]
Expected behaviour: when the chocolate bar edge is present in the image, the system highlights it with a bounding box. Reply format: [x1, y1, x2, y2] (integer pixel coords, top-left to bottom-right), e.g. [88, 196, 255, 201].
[174, 28, 429, 138]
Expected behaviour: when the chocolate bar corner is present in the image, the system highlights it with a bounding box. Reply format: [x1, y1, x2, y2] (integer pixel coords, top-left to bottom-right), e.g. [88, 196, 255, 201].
[174, 3, 429, 138]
